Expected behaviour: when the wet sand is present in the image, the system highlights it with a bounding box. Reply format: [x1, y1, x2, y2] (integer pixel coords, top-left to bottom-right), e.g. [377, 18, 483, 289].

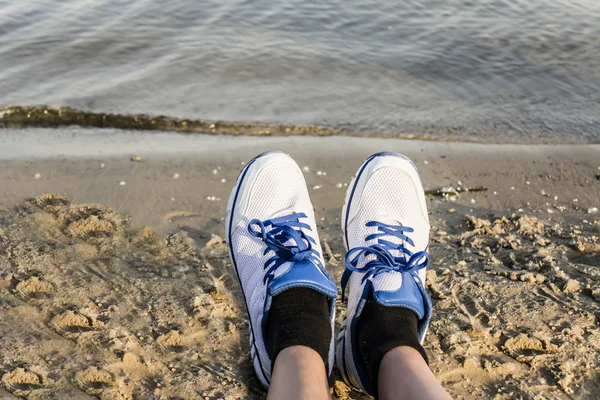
[0, 134, 599, 399]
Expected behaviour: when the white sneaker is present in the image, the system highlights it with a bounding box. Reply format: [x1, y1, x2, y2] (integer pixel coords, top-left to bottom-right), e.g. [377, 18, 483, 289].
[225, 151, 338, 388]
[336, 152, 432, 396]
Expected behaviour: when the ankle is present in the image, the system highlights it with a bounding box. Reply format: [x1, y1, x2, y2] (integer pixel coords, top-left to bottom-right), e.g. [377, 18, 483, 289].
[269, 346, 330, 400]
[381, 346, 427, 368]
[356, 294, 428, 396]
[265, 288, 332, 370]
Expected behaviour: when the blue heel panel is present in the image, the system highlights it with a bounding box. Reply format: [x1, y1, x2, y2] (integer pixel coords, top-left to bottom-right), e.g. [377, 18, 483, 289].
[373, 271, 425, 320]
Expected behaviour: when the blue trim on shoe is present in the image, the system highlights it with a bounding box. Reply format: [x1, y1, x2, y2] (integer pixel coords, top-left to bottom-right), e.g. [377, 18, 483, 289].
[373, 271, 425, 316]
[228, 150, 284, 386]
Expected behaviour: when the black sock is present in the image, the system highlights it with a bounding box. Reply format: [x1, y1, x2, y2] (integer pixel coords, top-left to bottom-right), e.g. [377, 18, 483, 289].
[265, 288, 331, 370]
[357, 293, 429, 396]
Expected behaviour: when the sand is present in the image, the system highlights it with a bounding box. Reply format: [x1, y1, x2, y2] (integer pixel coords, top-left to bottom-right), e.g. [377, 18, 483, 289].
[1, 133, 599, 399]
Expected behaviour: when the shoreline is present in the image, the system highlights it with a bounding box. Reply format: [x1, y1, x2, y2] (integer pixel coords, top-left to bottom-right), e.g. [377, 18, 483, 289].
[2, 107, 598, 145]
[1, 130, 599, 234]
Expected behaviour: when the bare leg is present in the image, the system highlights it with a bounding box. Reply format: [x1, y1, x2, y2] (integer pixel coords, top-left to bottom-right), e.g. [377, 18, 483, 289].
[268, 346, 331, 400]
[379, 346, 453, 400]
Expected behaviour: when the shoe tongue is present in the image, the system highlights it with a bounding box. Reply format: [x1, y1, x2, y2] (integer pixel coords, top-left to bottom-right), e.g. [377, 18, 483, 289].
[267, 259, 338, 299]
[271, 207, 301, 220]
[371, 218, 409, 261]
[356, 218, 409, 274]
[370, 269, 404, 292]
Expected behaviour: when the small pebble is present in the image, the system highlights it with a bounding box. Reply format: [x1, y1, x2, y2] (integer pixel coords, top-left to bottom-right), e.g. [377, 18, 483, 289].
[212, 169, 218, 175]
[493, 191, 498, 195]
[171, 197, 175, 201]
[221, 178, 226, 183]
[526, 181, 530, 185]
[336, 183, 343, 188]
[302, 166, 310, 172]
[547, 209, 554, 214]
[316, 171, 325, 176]
[131, 156, 142, 162]
[119, 181, 126, 186]
[313, 185, 322, 190]
[173, 173, 180, 179]
[470, 199, 476, 204]
[100, 163, 105, 168]
[510, 186, 515, 190]
[424, 161, 429, 165]
[588, 207, 599, 214]
[33, 173, 41, 179]
[554, 195, 558, 201]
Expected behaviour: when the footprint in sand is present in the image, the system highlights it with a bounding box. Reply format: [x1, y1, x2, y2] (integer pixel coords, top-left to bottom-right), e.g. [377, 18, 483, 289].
[49, 309, 105, 337]
[502, 333, 555, 360]
[74, 366, 114, 395]
[1, 368, 43, 395]
[30, 194, 130, 241]
[156, 330, 185, 351]
[14, 276, 54, 298]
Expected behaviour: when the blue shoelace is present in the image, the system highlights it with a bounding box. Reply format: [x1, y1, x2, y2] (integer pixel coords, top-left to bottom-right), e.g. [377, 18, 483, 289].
[341, 221, 429, 301]
[248, 212, 323, 285]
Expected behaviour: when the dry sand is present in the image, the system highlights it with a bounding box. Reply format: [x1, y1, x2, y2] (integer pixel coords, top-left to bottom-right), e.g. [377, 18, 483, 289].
[0, 133, 599, 399]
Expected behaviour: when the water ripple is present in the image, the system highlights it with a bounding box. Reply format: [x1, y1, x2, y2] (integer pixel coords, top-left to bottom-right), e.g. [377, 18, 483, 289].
[1, 0, 599, 142]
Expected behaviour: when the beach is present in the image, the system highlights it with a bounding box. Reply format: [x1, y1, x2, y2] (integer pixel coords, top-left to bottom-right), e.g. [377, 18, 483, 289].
[3, 0, 600, 397]
[0, 132, 599, 399]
